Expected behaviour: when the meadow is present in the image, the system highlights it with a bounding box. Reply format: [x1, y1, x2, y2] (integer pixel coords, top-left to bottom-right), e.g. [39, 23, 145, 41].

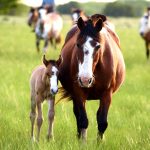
[0, 15, 150, 150]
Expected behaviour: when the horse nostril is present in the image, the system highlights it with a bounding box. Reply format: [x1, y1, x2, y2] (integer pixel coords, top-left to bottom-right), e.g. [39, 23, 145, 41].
[88, 78, 92, 84]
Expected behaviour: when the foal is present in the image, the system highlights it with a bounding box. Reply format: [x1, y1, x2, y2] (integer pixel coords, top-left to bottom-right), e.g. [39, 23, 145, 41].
[30, 55, 59, 141]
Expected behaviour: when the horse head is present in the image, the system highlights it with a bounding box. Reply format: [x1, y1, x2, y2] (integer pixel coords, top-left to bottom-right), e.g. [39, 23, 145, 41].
[76, 17, 103, 88]
[43, 55, 59, 95]
[27, 8, 39, 27]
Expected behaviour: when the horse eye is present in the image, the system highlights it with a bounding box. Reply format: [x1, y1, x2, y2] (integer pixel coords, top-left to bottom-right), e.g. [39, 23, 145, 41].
[95, 44, 100, 51]
[77, 43, 81, 49]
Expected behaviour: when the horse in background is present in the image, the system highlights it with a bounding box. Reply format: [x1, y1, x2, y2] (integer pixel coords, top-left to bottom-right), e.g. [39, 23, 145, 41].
[30, 55, 60, 141]
[27, 8, 63, 53]
[58, 14, 125, 141]
[71, 8, 88, 24]
[139, 7, 150, 59]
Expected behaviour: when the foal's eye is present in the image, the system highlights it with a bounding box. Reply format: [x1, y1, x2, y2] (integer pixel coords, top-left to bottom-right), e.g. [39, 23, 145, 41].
[95, 44, 100, 51]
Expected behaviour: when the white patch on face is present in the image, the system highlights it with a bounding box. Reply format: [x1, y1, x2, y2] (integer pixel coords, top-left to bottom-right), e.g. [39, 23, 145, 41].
[72, 13, 79, 22]
[78, 37, 95, 79]
[50, 66, 58, 94]
[140, 15, 149, 34]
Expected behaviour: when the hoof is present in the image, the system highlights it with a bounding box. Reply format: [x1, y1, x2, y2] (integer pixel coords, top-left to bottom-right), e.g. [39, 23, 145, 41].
[47, 135, 54, 141]
[97, 132, 105, 142]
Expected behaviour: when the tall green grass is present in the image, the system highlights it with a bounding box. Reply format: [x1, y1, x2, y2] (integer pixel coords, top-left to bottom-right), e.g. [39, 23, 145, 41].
[0, 16, 150, 150]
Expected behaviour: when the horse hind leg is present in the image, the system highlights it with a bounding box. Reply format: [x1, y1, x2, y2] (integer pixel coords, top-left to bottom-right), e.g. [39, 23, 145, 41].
[36, 96, 43, 141]
[30, 95, 36, 141]
[47, 99, 55, 141]
[147, 42, 150, 59]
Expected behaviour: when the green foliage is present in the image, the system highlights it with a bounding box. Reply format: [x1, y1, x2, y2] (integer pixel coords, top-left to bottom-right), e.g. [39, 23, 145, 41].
[0, 0, 17, 15]
[0, 16, 150, 149]
[57, 1, 80, 14]
[103, 1, 149, 17]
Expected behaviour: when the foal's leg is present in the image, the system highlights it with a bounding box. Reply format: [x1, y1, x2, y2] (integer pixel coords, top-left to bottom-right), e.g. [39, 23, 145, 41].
[73, 100, 88, 141]
[146, 42, 149, 59]
[97, 90, 112, 140]
[36, 96, 43, 141]
[43, 39, 49, 53]
[47, 99, 55, 140]
[30, 94, 36, 140]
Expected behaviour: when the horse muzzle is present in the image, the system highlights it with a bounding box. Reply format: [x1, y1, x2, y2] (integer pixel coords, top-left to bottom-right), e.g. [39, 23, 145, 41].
[50, 88, 58, 95]
[78, 76, 94, 88]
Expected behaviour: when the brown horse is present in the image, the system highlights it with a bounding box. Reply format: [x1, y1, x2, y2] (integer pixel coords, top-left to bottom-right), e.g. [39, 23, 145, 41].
[30, 55, 59, 141]
[28, 8, 63, 52]
[58, 14, 125, 141]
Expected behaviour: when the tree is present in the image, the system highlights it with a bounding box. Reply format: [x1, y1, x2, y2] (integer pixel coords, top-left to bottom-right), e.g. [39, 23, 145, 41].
[0, 0, 18, 15]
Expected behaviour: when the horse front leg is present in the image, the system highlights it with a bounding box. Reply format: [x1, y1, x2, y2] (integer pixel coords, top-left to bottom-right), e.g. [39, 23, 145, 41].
[47, 99, 55, 141]
[146, 42, 149, 59]
[97, 90, 112, 141]
[36, 36, 40, 53]
[43, 39, 49, 53]
[73, 100, 88, 142]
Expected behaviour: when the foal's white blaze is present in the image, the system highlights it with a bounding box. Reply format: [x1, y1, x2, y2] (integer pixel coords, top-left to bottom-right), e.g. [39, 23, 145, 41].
[78, 37, 95, 86]
[50, 66, 58, 94]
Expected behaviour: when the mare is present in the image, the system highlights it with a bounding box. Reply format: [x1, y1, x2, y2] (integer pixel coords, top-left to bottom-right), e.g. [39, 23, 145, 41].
[30, 55, 59, 141]
[140, 10, 150, 59]
[28, 8, 63, 52]
[58, 14, 125, 141]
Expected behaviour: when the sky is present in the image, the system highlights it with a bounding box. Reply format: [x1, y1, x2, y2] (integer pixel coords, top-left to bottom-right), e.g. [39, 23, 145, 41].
[21, 0, 117, 7]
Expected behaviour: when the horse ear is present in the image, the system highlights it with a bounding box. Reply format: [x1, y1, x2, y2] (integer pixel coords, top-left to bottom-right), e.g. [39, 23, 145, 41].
[43, 55, 49, 66]
[77, 17, 85, 30]
[95, 18, 103, 33]
[56, 55, 63, 67]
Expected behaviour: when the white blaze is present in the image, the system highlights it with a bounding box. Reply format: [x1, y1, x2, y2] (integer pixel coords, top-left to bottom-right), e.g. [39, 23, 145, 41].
[78, 37, 94, 78]
[139, 14, 150, 34]
[72, 13, 79, 22]
[50, 66, 58, 94]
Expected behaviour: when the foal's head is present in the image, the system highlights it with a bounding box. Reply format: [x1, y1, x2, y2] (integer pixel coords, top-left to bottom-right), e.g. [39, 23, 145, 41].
[76, 17, 103, 88]
[43, 55, 59, 95]
[27, 8, 39, 27]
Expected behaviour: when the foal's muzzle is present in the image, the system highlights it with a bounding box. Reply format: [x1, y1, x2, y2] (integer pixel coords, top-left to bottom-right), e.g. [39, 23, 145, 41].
[50, 88, 58, 95]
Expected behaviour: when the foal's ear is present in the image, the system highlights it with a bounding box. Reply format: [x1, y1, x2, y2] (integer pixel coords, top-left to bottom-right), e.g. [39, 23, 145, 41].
[77, 17, 85, 30]
[95, 18, 103, 33]
[43, 55, 49, 66]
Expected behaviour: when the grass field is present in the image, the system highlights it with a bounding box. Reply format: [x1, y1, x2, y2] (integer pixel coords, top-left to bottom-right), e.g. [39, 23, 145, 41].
[0, 15, 150, 150]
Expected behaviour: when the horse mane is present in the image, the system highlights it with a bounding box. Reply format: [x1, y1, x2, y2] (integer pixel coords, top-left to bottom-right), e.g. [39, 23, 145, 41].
[64, 26, 78, 43]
